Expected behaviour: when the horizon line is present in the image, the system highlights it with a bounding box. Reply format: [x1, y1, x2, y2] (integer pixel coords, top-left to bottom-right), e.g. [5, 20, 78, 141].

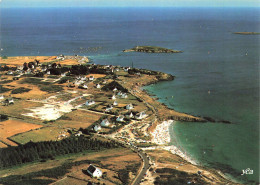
[1, 6, 259, 8]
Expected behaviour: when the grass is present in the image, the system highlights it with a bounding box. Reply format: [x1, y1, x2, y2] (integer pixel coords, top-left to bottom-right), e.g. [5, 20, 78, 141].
[0, 101, 43, 120]
[19, 78, 51, 85]
[55, 110, 102, 129]
[0, 120, 43, 147]
[10, 126, 67, 144]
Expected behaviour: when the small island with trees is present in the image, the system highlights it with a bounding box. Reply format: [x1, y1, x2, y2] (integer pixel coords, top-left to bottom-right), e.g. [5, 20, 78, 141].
[123, 46, 183, 53]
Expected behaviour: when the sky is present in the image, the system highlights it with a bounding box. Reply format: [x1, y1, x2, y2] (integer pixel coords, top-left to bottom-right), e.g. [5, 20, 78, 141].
[0, 0, 259, 8]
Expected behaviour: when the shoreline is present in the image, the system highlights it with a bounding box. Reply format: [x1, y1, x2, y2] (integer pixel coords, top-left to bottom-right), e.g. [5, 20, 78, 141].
[149, 120, 198, 165]
[0, 55, 239, 184]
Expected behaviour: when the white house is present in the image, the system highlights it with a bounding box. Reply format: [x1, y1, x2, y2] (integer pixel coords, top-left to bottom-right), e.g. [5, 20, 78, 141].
[93, 125, 101, 132]
[4, 98, 14, 105]
[47, 71, 51, 75]
[0, 95, 4, 100]
[126, 112, 134, 118]
[85, 100, 95, 106]
[7, 71, 13, 75]
[126, 103, 134, 110]
[113, 101, 118, 106]
[81, 76, 87, 81]
[112, 95, 116, 100]
[101, 119, 110, 127]
[105, 104, 113, 112]
[75, 131, 82, 137]
[116, 115, 124, 122]
[82, 84, 88, 89]
[121, 93, 128, 99]
[86, 165, 102, 178]
[61, 73, 66, 77]
[113, 87, 118, 92]
[117, 91, 122, 96]
[96, 84, 101, 89]
[136, 111, 147, 120]
[89, 76, 94, 81]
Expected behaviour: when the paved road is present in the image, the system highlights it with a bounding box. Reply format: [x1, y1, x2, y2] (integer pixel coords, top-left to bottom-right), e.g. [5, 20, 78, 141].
[131, 147, 150, 185]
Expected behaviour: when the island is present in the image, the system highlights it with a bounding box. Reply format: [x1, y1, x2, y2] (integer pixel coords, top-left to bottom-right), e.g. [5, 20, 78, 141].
[0, 56, 236, 185]
[233, 32, 260, 35]
[123, 46, 183, 53]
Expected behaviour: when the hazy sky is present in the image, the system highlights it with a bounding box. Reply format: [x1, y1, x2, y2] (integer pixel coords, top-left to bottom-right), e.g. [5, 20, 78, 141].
[1, 0, 259, 8]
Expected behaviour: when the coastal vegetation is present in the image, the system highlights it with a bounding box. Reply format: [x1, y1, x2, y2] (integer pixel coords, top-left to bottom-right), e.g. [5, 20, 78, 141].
[123, 46, 183, 53]
[0, 136, 121, 168]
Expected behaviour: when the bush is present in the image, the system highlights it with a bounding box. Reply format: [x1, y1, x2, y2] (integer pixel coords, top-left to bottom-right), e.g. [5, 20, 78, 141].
[1, 56, 8, 59]
[39, 85, 63, 93]
[0, 114, 8, 121]
[0, 85, 11, 93]
[11, 87, 31, 94]
[58, 76, 74, 84]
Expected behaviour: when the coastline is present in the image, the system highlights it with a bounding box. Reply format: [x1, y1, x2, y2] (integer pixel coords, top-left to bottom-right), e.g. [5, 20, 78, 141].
[149, 119, 198, 165]
[0, 56, 240, 184]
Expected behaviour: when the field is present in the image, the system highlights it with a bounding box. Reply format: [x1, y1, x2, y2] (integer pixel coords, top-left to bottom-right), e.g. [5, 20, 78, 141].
[10, 126, 68, 144]
[0, 120, 43, 146]
[0, 148, 141, 185]
[0, 100, 44, 120]
[54, 110, 103, 129]
[0, 56, 83, 66]
[0, 56, 57, 65]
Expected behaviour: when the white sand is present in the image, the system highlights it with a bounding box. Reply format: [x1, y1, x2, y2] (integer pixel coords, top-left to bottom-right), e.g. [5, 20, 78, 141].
[150, 120, 197, 165]
[23, 103, 74, 121]
[151, 120, 173, 145]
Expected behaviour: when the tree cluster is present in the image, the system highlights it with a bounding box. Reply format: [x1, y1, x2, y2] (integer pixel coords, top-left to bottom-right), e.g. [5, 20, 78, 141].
[0, 136, 120, 168]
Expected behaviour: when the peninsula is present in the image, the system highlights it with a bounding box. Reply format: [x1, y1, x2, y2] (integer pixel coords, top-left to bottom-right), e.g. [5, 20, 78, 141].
[0, 56, 237, 185]
[233, 32, 260, 35]
[123, 46, 183, 53]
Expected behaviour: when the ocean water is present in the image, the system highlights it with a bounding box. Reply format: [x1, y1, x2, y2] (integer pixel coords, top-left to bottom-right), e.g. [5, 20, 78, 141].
[0, 7, 259, 183]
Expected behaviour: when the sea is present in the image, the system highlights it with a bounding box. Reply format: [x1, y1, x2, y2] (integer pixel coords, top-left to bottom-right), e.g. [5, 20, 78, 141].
[0, 7, 259, 184]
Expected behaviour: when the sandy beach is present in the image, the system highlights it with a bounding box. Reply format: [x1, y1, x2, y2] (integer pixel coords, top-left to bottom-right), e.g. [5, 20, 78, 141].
[150, 120, 197, 165]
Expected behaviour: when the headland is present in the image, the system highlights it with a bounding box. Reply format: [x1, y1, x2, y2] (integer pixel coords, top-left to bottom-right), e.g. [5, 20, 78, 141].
[0, 55, 238, 184]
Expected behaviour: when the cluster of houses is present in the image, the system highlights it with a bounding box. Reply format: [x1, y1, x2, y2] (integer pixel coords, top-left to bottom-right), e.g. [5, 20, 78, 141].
[93, 109, 147, 133]
[0, 95, 14, 106]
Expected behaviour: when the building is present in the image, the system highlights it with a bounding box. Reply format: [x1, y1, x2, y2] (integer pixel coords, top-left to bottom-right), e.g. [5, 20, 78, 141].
[81, 84, 88, 89]
[126, 112, 134, 118]
[113, 101, 118, 106]
[93, 125, 101, 132]
[85, 100, 95, 106]
[105, 104, 113, 112]
[136, 111, 147, 120]
[4, 98, 14, 105]
[96, 84, 101, 88]
[116, 115, 124, 122]
[126, 103, 134, 110]
[112, 95, 116, 100]
[0, 95, 4, 100]
[101, 119, 110, 127]
[89, 76, 94, 81]
[113, 87, 118, 92]
[121, 93, 128, 99]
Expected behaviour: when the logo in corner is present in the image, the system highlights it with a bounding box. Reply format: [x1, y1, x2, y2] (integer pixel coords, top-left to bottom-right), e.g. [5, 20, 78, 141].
[241, 168, 253, 175]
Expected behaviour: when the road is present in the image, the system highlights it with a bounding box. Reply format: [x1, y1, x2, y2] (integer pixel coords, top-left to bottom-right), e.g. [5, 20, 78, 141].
[131, 147, 150, 185]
